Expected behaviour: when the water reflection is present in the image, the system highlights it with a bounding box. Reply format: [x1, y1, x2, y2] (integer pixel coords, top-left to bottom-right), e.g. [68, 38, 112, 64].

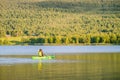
[38, 60, 42, 71]
[0, 53, 120, 80]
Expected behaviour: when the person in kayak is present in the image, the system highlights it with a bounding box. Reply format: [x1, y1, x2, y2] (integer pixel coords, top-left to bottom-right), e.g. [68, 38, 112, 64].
[38, 49, 44, 57]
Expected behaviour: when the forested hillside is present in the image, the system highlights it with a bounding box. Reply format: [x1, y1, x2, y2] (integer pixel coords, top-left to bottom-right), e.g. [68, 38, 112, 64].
[0, 0, 120, 45]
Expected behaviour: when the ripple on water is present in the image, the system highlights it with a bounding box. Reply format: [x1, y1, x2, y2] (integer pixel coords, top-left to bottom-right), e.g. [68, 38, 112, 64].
[0, 57, 82, 65]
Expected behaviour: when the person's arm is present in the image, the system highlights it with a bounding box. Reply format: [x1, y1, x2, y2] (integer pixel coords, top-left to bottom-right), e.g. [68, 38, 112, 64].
[42, 51, 44, 56]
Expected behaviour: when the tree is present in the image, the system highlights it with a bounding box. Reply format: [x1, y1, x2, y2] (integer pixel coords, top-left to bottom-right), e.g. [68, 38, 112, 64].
[91, 36, 100, 43]
[110, 34, 117, 43]
[55, 36, 61, 44]
[0, 39, 3, 45]
[0, 30, 6, 37]
[37, 38, 45, 43]
[48, 37, 53, 43]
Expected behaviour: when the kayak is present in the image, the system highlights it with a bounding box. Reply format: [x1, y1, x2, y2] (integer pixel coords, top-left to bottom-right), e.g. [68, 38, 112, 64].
[32, 55, 55, 60]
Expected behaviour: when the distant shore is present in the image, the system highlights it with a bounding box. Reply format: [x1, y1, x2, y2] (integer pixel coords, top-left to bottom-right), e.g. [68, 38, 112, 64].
[0, 36, 119, 45]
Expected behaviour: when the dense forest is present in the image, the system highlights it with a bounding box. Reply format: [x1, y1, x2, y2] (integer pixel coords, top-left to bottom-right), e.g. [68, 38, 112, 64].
[0, 0, 120, 45]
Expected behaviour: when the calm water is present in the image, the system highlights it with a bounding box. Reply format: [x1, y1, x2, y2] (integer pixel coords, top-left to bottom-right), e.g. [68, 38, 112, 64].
[0, 46, 120, 80]
[0, 45, 120, 55]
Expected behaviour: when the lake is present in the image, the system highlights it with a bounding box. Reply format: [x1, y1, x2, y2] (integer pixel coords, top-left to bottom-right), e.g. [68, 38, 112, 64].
[0, 46, 120, 80]
[0, 45, 120, 55]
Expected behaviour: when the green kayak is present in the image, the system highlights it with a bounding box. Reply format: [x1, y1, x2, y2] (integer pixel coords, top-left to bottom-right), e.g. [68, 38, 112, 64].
[32, 55, 55, 60]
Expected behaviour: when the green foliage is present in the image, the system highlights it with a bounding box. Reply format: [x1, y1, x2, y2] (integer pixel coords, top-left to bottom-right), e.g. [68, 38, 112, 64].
[0, 30, 6, 37]
[0, 39, 3, 45]
[0, 0, 120, 45]
[3, 39, 10, 45]
[21, 37, 29, 43]
[110, 34, 117, 43]
[91, 36, 100, 43]
[47, 37, 53, 43]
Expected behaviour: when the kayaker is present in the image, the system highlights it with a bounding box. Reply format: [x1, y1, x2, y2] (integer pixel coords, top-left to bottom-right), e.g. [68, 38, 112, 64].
[38, 49, 44, 57]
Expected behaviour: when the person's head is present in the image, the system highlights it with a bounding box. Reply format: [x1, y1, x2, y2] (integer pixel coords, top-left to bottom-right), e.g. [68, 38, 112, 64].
[39, 49, 42, 51]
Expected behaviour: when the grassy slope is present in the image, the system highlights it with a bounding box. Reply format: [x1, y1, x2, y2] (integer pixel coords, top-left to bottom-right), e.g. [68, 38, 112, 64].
[0, 0, 120, 45]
